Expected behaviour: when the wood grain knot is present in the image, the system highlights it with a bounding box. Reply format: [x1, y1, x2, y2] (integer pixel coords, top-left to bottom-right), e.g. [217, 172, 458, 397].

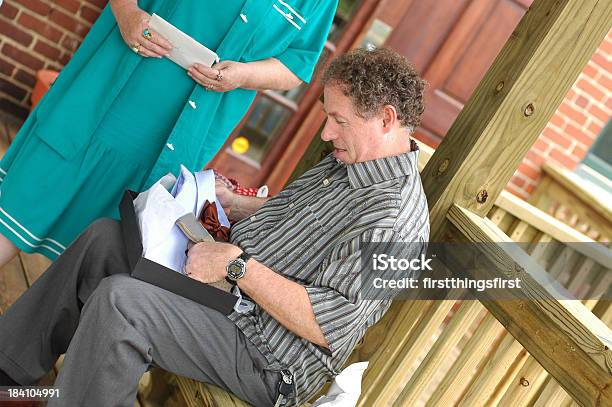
[476, 190, 488, 203]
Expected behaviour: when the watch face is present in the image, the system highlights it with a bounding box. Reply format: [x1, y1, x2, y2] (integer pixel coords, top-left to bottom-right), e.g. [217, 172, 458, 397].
[228, 263, 241, 276]
[229, 264, 240, 274]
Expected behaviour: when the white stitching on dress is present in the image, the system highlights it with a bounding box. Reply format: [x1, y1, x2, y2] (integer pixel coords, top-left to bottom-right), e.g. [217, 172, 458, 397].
[0, 217, 62, 256]
[277, 0, 307, 23]
[272, 4, 302, 30]
[0, 207, 67, 249]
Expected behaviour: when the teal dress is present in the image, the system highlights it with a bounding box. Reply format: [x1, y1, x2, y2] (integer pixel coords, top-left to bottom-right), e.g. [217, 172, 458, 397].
[0, 0, 337, 259]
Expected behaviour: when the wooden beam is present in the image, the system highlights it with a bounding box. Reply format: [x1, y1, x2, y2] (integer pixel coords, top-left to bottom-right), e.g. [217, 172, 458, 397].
[446, 204, 612, 407]
[0, 257, 29, 313]
[419, 0, 612, 240]
[538, 162, 612, 222]
[530, 162, 612, 239]
[495, 191, 612, 268]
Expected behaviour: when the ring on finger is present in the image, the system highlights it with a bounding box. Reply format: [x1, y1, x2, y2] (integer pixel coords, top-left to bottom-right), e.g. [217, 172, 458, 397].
[142, 28, 152, 40]
[216, 70, 223, 81]
[131, 43, 141, 53]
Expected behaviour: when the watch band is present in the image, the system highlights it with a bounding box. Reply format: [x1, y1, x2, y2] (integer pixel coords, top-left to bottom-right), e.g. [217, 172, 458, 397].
[237, 251, 251, 263]
[225, 251, 251, 285]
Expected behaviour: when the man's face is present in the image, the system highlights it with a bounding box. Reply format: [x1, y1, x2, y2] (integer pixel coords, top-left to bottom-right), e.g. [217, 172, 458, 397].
[321, 85, 385, 164]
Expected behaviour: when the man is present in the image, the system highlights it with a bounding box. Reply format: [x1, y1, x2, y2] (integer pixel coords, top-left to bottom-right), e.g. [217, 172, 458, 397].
[0, 48, 429, 407]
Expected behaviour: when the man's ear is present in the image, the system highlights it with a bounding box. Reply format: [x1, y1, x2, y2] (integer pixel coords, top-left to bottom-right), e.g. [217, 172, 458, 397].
[381, 105, 398, 133]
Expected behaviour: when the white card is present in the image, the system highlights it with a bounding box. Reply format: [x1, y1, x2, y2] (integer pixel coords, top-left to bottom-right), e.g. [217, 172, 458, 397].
[148, 13, 219, 70]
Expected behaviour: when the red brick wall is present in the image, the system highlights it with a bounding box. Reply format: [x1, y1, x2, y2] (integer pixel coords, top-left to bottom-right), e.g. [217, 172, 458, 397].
[506, 30, 612, 199]
[0, 0, 106, 118]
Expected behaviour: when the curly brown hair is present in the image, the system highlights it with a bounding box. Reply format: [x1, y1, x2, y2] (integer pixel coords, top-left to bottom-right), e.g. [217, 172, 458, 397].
[322, 47, 426, 130]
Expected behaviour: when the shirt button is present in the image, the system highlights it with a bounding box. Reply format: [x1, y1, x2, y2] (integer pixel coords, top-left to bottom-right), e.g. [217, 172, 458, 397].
[188, 100, 197, 109]
[288, 203, 294, 208]
[250, 215, 256, 221]
[166, 143, 175, 151]
[322, 178, 330, 186]
[240, 13, 248, 23]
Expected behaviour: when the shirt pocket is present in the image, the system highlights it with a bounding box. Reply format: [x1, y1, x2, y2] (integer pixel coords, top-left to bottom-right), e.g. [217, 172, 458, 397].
[247, 1, 308, 60]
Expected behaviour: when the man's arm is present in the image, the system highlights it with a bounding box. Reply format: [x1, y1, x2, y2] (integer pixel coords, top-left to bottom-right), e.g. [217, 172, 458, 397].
[231, 194, 269, 222]
[237, 259, 328, 348]
[185, 242, 328, 348]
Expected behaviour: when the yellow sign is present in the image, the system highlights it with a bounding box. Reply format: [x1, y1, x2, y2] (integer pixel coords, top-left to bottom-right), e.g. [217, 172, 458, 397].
[231, 136, 250, 154]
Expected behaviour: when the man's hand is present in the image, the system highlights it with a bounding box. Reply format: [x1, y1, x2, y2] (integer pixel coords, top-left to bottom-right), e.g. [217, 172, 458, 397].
[185, 241, 242, 283]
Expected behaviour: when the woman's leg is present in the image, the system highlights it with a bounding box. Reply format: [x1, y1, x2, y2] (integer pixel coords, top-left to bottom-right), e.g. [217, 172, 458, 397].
[0, 232, 19, 269]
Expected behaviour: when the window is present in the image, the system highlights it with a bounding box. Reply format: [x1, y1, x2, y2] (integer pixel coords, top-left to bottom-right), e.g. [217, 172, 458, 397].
[575, 118, 612, 193]
[226, 0, 363, 166]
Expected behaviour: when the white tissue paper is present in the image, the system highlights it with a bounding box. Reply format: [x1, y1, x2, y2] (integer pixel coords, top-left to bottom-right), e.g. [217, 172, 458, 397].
[311, 362, 369, 407]
[134, 183, 188, 271]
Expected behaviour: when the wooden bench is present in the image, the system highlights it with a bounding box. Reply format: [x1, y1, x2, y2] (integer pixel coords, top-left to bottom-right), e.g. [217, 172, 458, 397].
[156, 143, 611, 407]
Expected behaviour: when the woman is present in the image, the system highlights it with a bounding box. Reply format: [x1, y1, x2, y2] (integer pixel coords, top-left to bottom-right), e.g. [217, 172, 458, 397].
[0, 0, 337, 264]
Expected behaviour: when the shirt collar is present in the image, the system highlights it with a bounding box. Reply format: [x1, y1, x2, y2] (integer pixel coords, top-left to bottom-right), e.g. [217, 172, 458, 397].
[346, 148, 420, 189]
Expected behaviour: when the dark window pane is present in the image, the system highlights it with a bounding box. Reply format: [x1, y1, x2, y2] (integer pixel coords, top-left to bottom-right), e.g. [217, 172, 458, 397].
[328, 0, 361, 43]
[233, 100, 292, 164]
[576, 119, 612, 192]
[585, 119, 612, 167]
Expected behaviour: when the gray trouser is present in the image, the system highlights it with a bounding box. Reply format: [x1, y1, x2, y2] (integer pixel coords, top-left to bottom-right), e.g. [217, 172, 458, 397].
[0, 219, 279, 407]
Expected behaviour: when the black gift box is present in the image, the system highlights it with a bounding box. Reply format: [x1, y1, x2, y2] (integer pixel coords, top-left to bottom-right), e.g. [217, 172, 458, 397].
[119, 190, 239, 315]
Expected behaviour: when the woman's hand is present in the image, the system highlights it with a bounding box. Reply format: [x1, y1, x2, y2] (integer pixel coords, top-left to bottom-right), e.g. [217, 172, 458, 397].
[111, 2, 172, 57]
[188, 61, 249, 92]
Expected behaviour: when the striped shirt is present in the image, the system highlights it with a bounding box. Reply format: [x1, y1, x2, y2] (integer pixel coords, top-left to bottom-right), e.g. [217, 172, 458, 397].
[228, 147, 429, 406]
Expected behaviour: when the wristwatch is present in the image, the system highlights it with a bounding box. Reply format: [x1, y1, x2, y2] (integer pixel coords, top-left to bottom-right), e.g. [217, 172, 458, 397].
[226, 252, 251, 285]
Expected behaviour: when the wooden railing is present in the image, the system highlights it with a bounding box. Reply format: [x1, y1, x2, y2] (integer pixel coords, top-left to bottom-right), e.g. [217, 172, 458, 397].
[529, 161, 612, 242]
[353, 145, 611, 407]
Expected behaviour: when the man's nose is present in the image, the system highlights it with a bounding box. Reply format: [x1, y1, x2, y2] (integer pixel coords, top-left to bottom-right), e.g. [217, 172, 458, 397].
[320, 121, 335, 141]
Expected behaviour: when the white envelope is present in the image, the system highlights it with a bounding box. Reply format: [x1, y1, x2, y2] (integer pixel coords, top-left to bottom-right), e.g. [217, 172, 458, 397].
[149, 13, 219, 70]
